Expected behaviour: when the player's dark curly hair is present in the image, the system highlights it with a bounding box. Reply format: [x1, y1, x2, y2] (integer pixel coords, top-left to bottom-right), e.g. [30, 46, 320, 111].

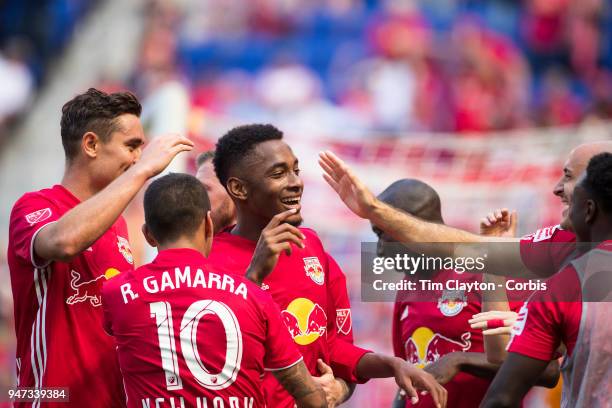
[60, 87, 141, 161]
[213, 124, 283, 186]
[144, 173, 211, 244]
[583, 152, 612, 213]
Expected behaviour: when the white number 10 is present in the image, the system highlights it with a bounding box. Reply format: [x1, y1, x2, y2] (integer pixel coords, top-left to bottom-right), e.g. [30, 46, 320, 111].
[150, 300, 243, 391]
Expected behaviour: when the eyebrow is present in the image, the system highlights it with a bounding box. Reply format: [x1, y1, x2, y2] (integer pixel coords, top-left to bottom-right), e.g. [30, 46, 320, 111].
[125, 137, 145, 145]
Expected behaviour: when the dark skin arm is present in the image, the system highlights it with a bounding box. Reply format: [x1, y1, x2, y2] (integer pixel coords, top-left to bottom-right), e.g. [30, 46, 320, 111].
[425, 352, 559, 388]
[480, 353, 551, 408]
[273, 360, 327, 408]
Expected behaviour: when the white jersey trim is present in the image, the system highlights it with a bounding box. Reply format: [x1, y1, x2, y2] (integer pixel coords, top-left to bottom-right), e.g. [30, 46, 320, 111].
[264, 356, 304, 372]
[29, 222, 57, 269]
[29, 265, 49, 407]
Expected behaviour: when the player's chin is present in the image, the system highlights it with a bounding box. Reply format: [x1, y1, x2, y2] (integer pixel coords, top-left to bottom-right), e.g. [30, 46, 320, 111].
[287, 213, 303, 227]
[560, 214, 573, 231]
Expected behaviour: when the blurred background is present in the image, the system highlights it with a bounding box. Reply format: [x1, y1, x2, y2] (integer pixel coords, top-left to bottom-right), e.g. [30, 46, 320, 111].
[1, 0, 611, 406]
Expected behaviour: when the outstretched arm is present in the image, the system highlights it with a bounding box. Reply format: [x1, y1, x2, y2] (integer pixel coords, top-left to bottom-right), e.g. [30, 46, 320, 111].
[35, 134, 193, 262]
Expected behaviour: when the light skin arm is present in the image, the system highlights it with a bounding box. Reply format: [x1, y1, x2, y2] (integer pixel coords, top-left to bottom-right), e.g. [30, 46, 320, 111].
[272, 360, 327, 408]
[313, 360, 354, 408]
[34, 134, 194, 262]
[480, 353, 552, 408]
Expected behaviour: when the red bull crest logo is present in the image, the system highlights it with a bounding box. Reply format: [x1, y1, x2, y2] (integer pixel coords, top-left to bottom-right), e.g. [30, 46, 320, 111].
[303, 257, 324, 285]
[437, 289, 467, 317]
[117, 236, 134, 265]
[281, 298, 327, 345]
[66, 268, 120, 307]
[404, 327, 471, 368]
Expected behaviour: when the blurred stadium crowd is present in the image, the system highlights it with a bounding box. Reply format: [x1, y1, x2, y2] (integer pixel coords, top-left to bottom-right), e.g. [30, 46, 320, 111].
[3, 0, 612, 143]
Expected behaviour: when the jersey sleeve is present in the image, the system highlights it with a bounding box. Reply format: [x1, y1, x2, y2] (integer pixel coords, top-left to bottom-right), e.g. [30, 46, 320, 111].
[392, 301, 406, 359]
[325, 252, 354, 343]
[101, 280, 116, 336]
[9, 194, 60, 267]
[520, 225, 576, 277]
[507, 265, 580, 361]
[327, 336, 372, 383]
[262, 295, 304, 371]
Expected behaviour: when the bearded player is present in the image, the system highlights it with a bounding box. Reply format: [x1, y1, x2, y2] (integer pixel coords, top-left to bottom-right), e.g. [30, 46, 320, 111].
[376, 179, 558, 408]
[8, 88, 193, 407]
[482, 152, 612, 407]
[102, 173, 326, 408]
[195, 150, 236, 234]
[318, 141, 612, 281]
[207, 124, 447, 408]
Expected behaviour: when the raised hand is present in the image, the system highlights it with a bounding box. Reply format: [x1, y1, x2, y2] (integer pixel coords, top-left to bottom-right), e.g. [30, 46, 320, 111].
[480, 209, 518, 238]
[245, 209, 305, 285]
[134, 133, 194, 179]
[318, 151, 377, 219]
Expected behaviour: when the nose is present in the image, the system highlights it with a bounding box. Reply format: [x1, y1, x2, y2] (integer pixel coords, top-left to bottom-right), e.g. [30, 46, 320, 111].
[287, 170, 304, 192]
[553, 177, 564, 197]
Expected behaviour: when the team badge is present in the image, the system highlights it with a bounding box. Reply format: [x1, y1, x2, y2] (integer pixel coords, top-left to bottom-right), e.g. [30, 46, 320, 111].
[437, 289, 467, 317]
[25, 208, 52, 226]
[336, 309, 352, 335]
[117, 236, 134, 264]
[303, 257, 324, 285]
[281, 298, 327, 345]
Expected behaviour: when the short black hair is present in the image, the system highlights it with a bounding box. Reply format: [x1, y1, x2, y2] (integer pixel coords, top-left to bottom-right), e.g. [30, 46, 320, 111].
[583, 152, 612, 213]
[213, 124, 283, 186]
[144, 173, 211, 244]
[196, 150, 215, 168]
[60, 88, 142, 161]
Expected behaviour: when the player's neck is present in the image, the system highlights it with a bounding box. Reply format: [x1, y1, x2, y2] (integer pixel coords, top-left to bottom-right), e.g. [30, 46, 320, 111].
[157, 238, 206, 255]
[232, 214, 267, 242]
[61, 165, 98, 201]
[589, 221, 612, 244]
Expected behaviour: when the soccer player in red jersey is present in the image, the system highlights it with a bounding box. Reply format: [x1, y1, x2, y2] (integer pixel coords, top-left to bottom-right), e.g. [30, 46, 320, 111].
[481, 152, 612, 407]
[102, 173, 326, 408]
[7, 88, 194, 407]
[195, 151, 236, 234]
[375, 179, 558, 408]
[318, 142, 612, 278]
[207, 124, 447, 408]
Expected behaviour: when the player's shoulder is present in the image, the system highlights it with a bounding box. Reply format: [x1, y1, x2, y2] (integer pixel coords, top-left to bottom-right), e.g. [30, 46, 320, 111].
[299, 227, 325, 249]
[11, 186, 59, 213]
[521, 224, 576, 243]
[102, 267, 138, 296]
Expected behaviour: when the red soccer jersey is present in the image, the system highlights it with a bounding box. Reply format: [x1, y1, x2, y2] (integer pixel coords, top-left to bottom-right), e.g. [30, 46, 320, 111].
[392, 269, 523, 408]
[507, 263, 582, 361]
[520, 225, 576, 277]
[102, 248, 302, 408]
[8, 185, 134, 407]
[208, 228, 370, 408]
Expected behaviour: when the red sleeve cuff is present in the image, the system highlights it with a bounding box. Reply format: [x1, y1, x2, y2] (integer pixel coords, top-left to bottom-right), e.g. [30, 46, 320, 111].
[329, 340, 372, 384]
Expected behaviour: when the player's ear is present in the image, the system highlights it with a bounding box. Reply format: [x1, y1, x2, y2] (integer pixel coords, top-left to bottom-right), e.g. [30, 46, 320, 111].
[141, 224, 158, 247]
[82, 131, 100, 158]
[585, 199, 597, 225]
[203, 211, 213, 256]
[227, 177, 247, 201]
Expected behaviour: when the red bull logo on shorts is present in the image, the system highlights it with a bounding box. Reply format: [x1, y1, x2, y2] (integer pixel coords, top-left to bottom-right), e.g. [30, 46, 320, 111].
[281, 298, 327, 345]
[66, 268, 120, 307]
[303, 257, 324, 285]
[404, 327, 471, 368]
